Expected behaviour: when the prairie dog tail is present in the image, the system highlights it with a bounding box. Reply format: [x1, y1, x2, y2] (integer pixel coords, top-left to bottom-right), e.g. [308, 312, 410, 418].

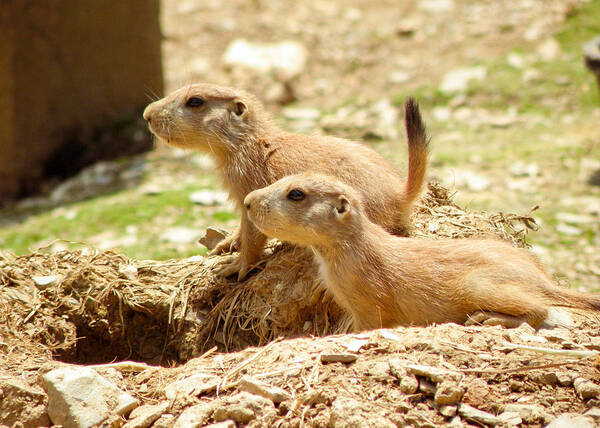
[547, 286, 600, 311]
[403, 97, 429, 203]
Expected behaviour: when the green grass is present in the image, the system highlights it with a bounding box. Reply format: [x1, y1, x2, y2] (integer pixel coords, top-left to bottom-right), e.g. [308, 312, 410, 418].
[1, 2, 599, 289]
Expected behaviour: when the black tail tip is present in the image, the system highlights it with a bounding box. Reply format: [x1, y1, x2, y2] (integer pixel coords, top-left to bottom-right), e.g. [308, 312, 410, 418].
[404, 96, 427, 144]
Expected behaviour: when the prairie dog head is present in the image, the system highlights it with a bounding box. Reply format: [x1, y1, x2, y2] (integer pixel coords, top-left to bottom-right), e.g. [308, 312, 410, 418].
[244, 173, 364, 247]
[142, 83, 267, 153]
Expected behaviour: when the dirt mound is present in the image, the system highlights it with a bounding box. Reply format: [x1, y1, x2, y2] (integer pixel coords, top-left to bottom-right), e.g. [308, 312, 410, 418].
[0, 183, 534, 367]
[2, 182, 600, 427]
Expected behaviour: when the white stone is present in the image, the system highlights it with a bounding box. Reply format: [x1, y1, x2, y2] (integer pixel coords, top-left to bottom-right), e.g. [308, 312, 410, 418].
[189, 190, 229, 206]
[432, 107, 452, 122]
[537, 38, 561, 62]
[418, 0, 455, 13]
[405, 363, 460, 383]
[509, 161, 539, 177]
[165, 374, 220, 400]
[555, 212, 596, 225]
[238, 377, 291, 403]
[160, 227, 202, 244]
[388, 70, 412, 84]
[458, 404, 502, 426]
[507, 53, 525, 69]
[118, 264, 138, 280]
[282, 107, 321, 121]
[546, 414, 595, 428]
[556, 223, 582, 236]
[223, 39, 307, 80]
[439, 66, 486, 94]
[123, 402, 169, 428]
[498, 411, 522, 426]
[173, 403, 213, 428]
[41, 366, 138, 428]
[444, 169, 490, 192]
[32, 275, 61, 289]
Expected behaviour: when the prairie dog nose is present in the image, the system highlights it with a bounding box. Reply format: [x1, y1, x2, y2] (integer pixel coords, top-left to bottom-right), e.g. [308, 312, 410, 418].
[142, 104, 154, 122]
[243, 192, 255, 211]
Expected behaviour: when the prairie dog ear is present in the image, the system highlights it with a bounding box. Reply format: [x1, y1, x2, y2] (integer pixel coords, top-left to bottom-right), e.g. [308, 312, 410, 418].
[334, 195, 351, 219]
[231, 99, 247, 118]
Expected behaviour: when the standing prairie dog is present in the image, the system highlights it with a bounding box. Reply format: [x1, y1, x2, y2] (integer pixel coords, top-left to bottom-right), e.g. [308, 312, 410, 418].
[244, 173, 600, 330]
[143, 83, 428, 280]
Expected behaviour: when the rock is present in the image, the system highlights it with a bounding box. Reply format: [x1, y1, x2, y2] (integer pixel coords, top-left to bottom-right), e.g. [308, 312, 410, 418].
[537, 38, 561, 62]
[419, 379, 437, 396]
[537, 328, 571, 343]
[556, 223, 582, 236]
[123, 402, 169, 428]
[198, 227, 229, 251]
[432, 107, 452, 122]
[173, 403, 213, 428]
[557, 372, 574, 387]
[574, 378, 600, 399]
[504, 404, 547, 424]
[160, 227, 203, 244]
[330, 397, 396, 428]
[32, 275, 61, 290]
[405, 363, 460, 383]
[0, 377, 50, 428]
[118, 264, 138, 281]
[342, 338, 369, 353]
[282, 107, 321, 121]
[498, 411, 522, 426]
[213, 392, 275, 425]
[223, 39, 307, 80]
[438, 405, 457, 418]
[458, 404, 502, 426]
[388, 70, 412, 84]
[546, 414, 595, 428]
[400, 375, 419, 394]
[522, 68, 542, 83]
[238, 377, 291, 404]
[41, 366, 138, 428]
[165, 374, 220, 400]
[153, 414, 175, 428]
[418, 0, 455, 13]
[442, 169, 490, 192]
[506, 53, 525, 69]
[389, 361, 420, 394]
[533, 372, 558, 386]
[439, 67, 486, 94]
[584, 407, 600, 421]
[189, 190, 228, 206]
[320, 353, 358, 364]
[509, 161, 538, 177]
[434, 381, 464, 406]
[204, 421, 236, 428]
[555, 212, 596, 225]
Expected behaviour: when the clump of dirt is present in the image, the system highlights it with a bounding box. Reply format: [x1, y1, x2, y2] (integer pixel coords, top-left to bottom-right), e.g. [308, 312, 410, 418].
[0, 182, 536, 369]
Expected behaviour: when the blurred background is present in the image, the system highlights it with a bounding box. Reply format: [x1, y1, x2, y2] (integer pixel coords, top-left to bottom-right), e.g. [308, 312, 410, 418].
[1, 0, 598, 291]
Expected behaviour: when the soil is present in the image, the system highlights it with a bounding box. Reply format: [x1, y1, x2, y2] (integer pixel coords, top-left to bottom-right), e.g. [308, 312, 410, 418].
[2, 1, 599, 427]
[2, 183, 600, 427]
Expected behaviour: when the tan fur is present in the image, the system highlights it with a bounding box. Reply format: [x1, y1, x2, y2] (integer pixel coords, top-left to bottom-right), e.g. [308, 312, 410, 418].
[244, 173, 600, 331]
[143, 84, 428, 279]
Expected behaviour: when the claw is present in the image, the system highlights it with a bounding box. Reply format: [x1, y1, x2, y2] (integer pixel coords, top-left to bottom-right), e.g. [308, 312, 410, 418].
[214, 255, 251, 281]
[465, 311, 526, 328]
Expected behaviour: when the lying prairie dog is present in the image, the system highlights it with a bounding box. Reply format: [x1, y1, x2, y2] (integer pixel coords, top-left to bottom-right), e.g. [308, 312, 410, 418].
[244, 173, 600, 330]
[143, 83, 428, 280]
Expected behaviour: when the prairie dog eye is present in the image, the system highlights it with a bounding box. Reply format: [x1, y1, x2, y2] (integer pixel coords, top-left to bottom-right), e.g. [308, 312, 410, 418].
[186, 97, 204, 108]
[287, 189, 305, 201]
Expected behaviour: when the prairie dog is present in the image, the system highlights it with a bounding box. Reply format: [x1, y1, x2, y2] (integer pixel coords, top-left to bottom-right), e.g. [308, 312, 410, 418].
[244, 173, 600, 330]
[142, 83, 428, 280]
